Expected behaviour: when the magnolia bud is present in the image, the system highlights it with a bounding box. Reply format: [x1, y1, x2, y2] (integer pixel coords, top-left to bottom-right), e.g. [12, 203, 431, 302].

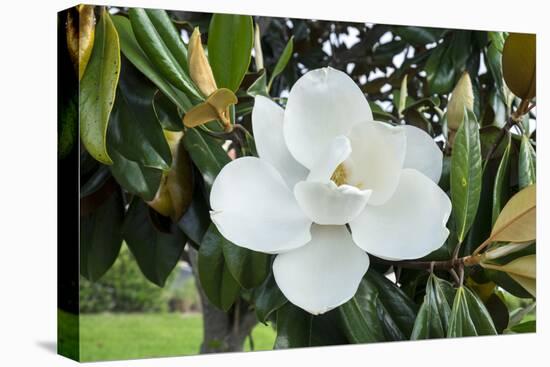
[447, 71, 474, 132]
[188, 27, 218, 97]
[502, 33, 536, 100]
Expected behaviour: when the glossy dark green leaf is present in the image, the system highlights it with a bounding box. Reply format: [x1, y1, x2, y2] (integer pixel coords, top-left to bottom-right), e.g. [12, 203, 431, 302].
[447, 286, 497, 337]
[518, 135, 536, 190]
[255, 273, 287, 324]
[425, 43, 455, 95]
[80, 9, 121, 165]
[111, 15, 193, 112]
[247, 70, 268, 97]
[492, 134, 512, 225]
[268, 36, 294, 90]
[183, 127, 231, 194]
[144, 9, 188, 73]
[122, 198, 187, 287]
[411, 274, 456, 339]
[80, 165, 111, 198]
[153, 91, 183, 131]
[393, 26, 443, 46]
[112, 58, 172, 169]
[198, 223, 240, 311]
[107, 59, 172, 201]
[80, 189, 124, 281]
[485, 293, 509, 334]
[275, 304, 348, 349]
[486, 32, 506, 103]
[425, 31, 471, 95]
[339, 270, 418, 343]
[451, 109, 482, 242]
[177, 185, 210, 246]
[508, 320, 535, 333]
[208, 14, 254, 91]
[222, 240, 269, 289]
[129, 8, 202, 102]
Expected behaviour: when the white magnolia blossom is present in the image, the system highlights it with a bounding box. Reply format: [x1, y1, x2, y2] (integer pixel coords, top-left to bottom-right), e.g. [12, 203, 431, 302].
[210, 67, 452, 315]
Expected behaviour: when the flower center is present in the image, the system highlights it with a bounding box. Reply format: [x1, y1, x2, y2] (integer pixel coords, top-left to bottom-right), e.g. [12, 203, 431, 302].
[330, 163, 348, 186]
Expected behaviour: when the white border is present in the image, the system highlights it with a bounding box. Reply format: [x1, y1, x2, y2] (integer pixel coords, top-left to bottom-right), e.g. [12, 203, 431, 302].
[0, 0, 546, 366]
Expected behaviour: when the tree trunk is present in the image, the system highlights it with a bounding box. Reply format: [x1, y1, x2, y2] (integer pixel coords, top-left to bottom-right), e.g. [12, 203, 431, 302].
[187, 247, 257, 353]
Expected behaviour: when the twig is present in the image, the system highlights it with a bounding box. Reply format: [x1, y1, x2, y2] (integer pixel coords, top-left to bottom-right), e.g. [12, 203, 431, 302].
[370, 254, 481, 271]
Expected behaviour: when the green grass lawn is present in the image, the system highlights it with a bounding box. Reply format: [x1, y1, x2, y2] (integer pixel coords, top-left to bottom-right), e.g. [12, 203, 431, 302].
[77, 312, 275, 361]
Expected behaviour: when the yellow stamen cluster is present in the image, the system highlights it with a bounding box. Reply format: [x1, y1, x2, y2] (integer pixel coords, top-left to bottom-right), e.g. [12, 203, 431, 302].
[330, 164, 348, 186]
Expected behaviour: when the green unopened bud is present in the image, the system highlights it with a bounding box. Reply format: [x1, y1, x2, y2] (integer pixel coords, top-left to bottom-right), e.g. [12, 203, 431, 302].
[502, 33, 536, 100]
[447, 71, 474, 131]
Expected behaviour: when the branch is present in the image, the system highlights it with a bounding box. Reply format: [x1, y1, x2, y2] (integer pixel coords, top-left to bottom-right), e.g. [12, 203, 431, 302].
[370, 254, 481, 271]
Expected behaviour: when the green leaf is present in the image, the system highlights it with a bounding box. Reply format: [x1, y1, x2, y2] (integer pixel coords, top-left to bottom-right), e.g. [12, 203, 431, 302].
[80, 9, 121, 165]
[451, 109, 482, 242]
[518, 135, 536, 190]
[425, 43, 455, 95]
[268, 36, 294, 90]
[447, 286, 497, 337]
[143, 9, 189, 73]
[275, 304, 348, 348]
[111, 15, 193, 112]
[222, 240, 269, 289]
[392, 26, 443, 46]
[486, 32, 506, 103]
[247, 70, 269, 97]
[425, 31, 471, 95]
[198, 224, 240, 311]
[254, 273, 287, 324]
[122, 198, 186, 287]
[492, 133, 512, 225]
[153, 91, 183, 131]
[508, 320, 535, 333]
[485, 293, 509, 333]
[339, 270, 418, 343]
[107, 59, 172, 201]
[208, 14, 254, 91]
[411, 274, 456, 339]
[182, 127, 231, 194]
[80, 189, 124, 281]
[128, 8, 202, 102]
[177, 180, 211, 245]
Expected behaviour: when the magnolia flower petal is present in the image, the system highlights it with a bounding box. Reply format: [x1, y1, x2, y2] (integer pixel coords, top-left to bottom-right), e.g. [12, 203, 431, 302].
[402, 125, 443, 183]
[350, 168, 452, 260]
[273, 225, 370, 315]
[307, 136, 351, 183]
[252, 96, 308, 188]
[284, 67, 373, 169]
[294, 181, 372, 225]
[345, 121, 406, 205]
[210, 157, 312, 254]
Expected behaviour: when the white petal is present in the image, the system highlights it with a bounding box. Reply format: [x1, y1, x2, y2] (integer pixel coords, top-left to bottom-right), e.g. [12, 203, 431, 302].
[307, 136, 351, 183]
[284, 67, 373, 169]
[210, 157, 312, 254]
[345, 121, 406, 205]
[350, 168, 452, 260]
[402, 125, 443, 183]
[273, 225, 370, 315]
[252, 96, 308, 188]
[294, 181, 371, 225]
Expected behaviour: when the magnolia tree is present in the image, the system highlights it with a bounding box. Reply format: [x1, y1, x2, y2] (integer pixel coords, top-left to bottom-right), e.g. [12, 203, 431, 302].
[61, 6, 536, 353]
